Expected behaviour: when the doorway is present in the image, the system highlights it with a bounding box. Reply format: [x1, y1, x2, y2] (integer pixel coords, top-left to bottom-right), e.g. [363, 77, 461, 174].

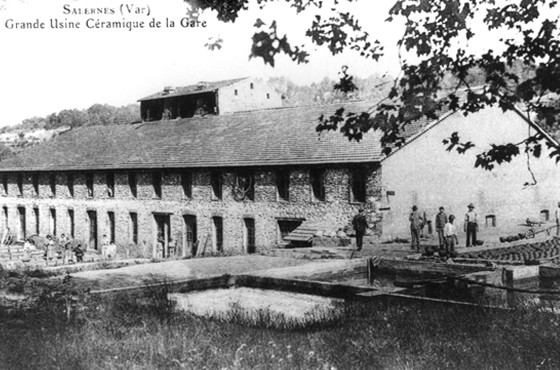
[154, 214, 171, 258]
[183, 215, 197, 257]
[244, 218, 256, 254]
[87, 210, 98, 250]
[17, 207, 25, 241]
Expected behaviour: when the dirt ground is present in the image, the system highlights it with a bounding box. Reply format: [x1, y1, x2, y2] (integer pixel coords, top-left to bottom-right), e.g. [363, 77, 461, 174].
[71, 255, 319, 290]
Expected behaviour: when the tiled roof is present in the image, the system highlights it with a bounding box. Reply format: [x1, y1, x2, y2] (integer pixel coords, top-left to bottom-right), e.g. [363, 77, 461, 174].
[0, 102, 383, 172]
[138, 77, 248, 101]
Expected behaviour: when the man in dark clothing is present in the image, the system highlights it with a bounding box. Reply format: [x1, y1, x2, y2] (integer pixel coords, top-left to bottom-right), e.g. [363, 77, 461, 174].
[409, 205, 424, 252]
[352, 208, 368, 251]
[435, 207, 448, 249]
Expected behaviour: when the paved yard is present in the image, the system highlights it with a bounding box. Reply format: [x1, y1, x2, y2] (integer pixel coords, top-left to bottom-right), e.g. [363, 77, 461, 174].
[71, 255, 319, 290]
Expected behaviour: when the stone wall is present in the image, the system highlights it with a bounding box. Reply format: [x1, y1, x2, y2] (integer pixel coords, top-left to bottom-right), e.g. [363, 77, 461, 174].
[0, 164, 381, 258]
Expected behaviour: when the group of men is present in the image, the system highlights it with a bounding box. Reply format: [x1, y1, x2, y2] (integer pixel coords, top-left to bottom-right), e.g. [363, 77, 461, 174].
[409, 203, 479, 254]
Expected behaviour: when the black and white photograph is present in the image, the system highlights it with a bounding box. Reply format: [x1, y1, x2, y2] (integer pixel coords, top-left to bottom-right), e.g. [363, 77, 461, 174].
[1, 0, 560, 368]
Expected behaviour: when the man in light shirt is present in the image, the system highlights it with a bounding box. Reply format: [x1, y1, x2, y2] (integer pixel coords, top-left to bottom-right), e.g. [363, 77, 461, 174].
[464, 203, 478, 247]
[444, 215, 458, 257]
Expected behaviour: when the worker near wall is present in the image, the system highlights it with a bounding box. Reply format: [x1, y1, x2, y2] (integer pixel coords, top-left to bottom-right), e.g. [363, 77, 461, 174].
[409, 205, 424, 252]
[435, 206, 448, 250]
[556, 202, 560, 236]
[464, 203, 478, 247]
[444, 215, 459, 258]
[352, 208, 368, 252]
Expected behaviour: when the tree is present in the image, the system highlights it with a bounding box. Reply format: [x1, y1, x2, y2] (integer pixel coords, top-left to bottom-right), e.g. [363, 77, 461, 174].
[185, 0, 560, 180]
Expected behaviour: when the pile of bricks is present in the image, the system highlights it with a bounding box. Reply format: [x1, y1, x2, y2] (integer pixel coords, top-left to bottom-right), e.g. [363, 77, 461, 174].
[458, 238, 560, 263]
[0, 243, 46, 268]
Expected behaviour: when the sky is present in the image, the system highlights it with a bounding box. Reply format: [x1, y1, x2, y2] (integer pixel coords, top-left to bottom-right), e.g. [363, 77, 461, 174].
[0, 0, 406, 127]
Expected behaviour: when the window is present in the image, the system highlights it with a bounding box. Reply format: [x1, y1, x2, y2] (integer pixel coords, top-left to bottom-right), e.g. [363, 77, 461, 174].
[2, 175, 7, 196]
[107, 211, 115, 243]
[250, 82, 254, 89]
[244, 218, 256, 254]
[129, 212, 138, 244]
[86, 173, 94, 197]
[212, 216, 223, 252]
[17, 173, 23, 196]
[32, 174, 39, 196]
[33, 207, 39, 235]
[234, 89, 238, 96]
[68, 209, 75, 238]
[541, 210, 550, 222]
[128, 172, 137, 198]
[310, 169, 325, 201]
[152, 172, 162, 198]
[211, 172, 222, 200]
[234, 171, 254, 201]
[485, 215, 496, 228]
[276, 170, 290, 201]
[67, 174, 74, 197]
[266, 93, 270, 99]
[106, 172, 115, 198]
[49, 174, 56, 196]
[49, 208, 57, 236]
[350, 168, 366, 203]
[181, 171, 192, 199]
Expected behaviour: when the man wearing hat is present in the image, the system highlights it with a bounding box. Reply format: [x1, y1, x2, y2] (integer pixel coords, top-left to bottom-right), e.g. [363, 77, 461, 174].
[352, 208, 368, 251]
[464, 203, 478, 247]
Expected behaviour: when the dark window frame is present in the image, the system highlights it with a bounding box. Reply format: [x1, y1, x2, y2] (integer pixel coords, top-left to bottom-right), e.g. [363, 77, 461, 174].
[130, 212, 138, 244]
[106, 172, 115, 198]
[213, 216, 223, 252]
[68, 209, 75, 238]
[86, 173, 94, 198]
[32, 174, 39, 196]
[244, 218, 256, 254]
[276, 170, 290, 202]
[128, 172, 137, 198]
[211, 172, 222, 200]
[310, 168, 326, 202]
[67, 174, 74, 197]
[107, 211, 115, 243]
[17, 173, 23, 196]
[152, 172, 162, 199]
[2, 175, 7, 196]
[350, 168, 367, 203]
[235, 171, 255, 201]
[49, 174, 56, 197]
[50, 208, 57, 236]
[485, 215, 497, 228]
[181, 171, 193, 199]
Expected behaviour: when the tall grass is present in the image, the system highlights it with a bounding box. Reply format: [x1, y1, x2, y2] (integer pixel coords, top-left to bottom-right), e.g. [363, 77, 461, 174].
[1, 280, 560, 369]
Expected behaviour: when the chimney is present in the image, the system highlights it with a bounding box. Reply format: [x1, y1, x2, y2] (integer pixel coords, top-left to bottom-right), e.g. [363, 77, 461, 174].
[162, 86, 175, 95]
[196, 81, 209, 90]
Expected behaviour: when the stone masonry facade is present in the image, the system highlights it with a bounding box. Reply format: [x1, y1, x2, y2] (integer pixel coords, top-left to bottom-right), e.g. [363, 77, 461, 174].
[0, 164, 382, 258]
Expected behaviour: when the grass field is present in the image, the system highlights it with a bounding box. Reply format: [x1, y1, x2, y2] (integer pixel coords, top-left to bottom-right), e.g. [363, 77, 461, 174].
[1, 274, 560, 370]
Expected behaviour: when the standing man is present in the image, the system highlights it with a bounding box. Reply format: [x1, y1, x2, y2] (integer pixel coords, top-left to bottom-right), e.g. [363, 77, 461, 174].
[409, 205, 424, 252]
[435, 206, 448, 250]
[464, 203, 478, 247]
[444, 215, 459, 258]
[352, 208, 368, 251]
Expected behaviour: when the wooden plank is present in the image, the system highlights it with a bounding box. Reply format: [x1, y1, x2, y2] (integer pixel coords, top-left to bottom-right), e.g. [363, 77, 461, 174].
[540, 265, 560, 279]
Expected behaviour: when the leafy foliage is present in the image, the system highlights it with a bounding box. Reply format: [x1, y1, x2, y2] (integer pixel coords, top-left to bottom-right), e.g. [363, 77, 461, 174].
[186, 0, 560, 176]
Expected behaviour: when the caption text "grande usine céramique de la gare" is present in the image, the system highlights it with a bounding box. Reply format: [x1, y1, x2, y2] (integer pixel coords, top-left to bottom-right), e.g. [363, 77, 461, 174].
[3, 3, 207, 31]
